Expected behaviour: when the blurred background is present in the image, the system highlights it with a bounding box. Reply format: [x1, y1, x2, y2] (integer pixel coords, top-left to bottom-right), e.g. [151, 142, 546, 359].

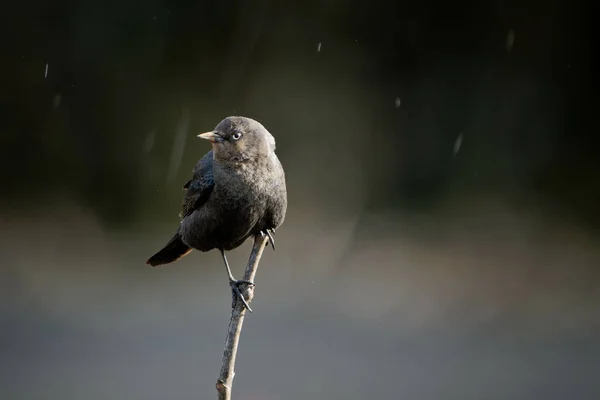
[1, 0, 598, 399]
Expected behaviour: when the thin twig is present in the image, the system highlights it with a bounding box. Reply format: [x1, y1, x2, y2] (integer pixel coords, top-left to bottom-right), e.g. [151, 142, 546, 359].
[216, 234, 269, 400]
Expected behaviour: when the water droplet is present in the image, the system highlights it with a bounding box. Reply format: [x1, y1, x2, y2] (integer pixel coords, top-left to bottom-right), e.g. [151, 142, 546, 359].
[52, 94, 61, 109]
[453, 133, 463, 156]
[144, 131, 156, 154]
[506, 29, 515, 53]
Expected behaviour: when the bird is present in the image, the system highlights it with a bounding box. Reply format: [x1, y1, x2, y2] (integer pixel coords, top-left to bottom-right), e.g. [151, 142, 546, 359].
[146, 116, 287, 311]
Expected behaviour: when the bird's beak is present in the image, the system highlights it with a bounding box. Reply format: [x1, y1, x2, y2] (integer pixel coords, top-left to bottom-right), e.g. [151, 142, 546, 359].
[197, 131, 223, 143]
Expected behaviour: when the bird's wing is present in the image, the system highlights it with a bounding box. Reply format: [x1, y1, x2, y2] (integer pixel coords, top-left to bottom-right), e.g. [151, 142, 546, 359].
[179, 150, 215, 219]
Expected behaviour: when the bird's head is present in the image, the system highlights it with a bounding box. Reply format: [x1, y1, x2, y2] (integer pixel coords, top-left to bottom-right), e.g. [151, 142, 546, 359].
[198, 116, 276, 163]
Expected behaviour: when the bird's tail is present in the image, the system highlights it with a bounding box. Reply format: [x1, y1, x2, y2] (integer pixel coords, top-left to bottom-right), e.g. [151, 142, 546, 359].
[146, 232, 192, 266]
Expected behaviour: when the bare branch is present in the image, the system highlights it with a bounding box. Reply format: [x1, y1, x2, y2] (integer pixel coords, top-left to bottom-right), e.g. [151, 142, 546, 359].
[216, 234, 269, 400]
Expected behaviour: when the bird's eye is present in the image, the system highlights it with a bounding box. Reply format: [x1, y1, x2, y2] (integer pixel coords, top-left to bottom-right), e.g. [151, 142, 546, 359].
[232, 132, 242, 141]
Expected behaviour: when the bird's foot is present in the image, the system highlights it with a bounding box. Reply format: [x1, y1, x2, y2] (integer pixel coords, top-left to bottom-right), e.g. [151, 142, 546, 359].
[229, 279, 255, 312]
[261, 229, 276, 251]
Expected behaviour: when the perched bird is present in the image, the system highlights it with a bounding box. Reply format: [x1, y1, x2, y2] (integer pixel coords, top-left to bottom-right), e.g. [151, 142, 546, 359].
[147, 116, 287, 311]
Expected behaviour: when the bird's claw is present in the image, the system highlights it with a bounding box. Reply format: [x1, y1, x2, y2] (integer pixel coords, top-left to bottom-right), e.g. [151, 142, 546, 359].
[229, 279, 255, 312]
[262, 229, 276, 251]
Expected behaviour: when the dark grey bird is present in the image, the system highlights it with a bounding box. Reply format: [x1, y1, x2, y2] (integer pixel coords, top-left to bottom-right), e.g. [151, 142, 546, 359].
[147, 116, 287, 311]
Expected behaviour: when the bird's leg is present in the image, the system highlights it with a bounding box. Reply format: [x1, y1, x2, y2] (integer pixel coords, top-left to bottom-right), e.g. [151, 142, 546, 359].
[263, 229, 276, 251]
[220, 249, 236, 282]
[220, 249, 255, 312]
